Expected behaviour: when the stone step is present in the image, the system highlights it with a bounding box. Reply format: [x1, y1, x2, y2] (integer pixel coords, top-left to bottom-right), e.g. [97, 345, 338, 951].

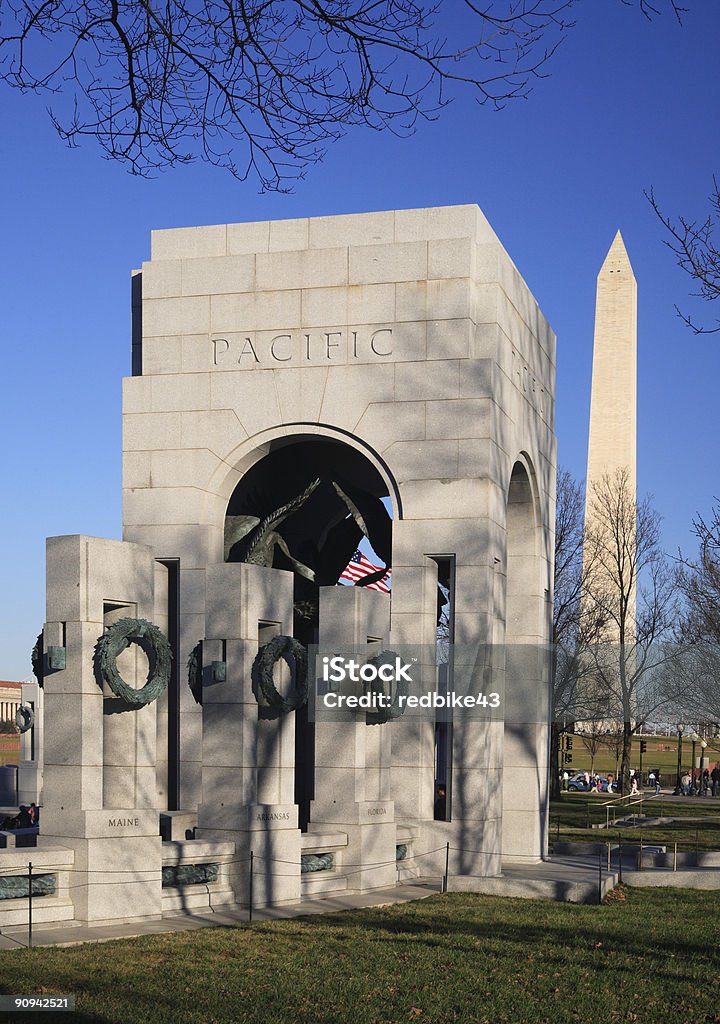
[0, 897, 76, 928]
[301, 872, 348, 896]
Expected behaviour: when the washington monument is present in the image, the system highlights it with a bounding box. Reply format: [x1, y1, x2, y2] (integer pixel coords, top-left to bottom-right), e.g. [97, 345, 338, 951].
[580, 227, 637, 675]
[585, 230, 637, 499]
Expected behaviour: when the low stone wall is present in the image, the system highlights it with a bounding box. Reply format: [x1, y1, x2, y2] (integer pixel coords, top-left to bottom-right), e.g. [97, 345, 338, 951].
[644, 850, 720, 869]
[626, 868, 720, 890]
[301, 830, 348, 897]
[161, 839, 237, 913]
[0, 844, 75, 928]
[552, 842, 611, 857]
[447, 872, 615, 905]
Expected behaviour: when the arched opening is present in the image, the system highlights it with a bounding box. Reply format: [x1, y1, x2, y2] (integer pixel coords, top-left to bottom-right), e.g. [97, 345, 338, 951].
[224, 437, 393, 828]
[224, 437, 392, 584]
[506, 460, 538, 641]
[502, 457, 547, 861]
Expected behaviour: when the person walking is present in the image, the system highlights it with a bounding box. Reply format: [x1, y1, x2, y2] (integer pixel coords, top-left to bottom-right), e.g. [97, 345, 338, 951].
[711, 765, 720, 798]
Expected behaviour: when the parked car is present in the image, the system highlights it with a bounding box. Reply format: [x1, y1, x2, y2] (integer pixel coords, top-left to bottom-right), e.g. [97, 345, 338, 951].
[567, 774, 612, 792]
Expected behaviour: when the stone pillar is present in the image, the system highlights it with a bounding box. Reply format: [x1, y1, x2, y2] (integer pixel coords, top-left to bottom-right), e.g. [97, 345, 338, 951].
[39, 535, 163, 925]
[17, 680, 43, 807]
[196, 563, 301, 906]
[311, 585, 396, 892]
[501, 464, 551, 863]
[388, 517, 506, 880]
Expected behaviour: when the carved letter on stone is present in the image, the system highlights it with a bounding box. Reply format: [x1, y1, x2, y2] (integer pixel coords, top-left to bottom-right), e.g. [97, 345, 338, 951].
[325, 331, 342, 359]
[270, 334, 292, 361]
[238, 337, 260, 363]
[370, 328, 393, 356]
[212, 338, 230, 365]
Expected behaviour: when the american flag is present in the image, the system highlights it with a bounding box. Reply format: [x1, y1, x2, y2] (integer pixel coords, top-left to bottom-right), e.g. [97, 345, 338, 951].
[339, 550, 391, 593]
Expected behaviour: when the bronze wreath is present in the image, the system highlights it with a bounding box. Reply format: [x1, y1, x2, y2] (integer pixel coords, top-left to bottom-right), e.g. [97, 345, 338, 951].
[15, 705, 34, 733]
[187, 641, 203, 706]
[365, 649, 408, 724]
[252, 635, 308, 714]
[31, 632, 44, 687]
[95, 617, 171, 707]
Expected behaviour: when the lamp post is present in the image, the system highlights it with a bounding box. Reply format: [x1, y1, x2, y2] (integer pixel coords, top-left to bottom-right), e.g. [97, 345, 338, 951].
[700, 739, 708, 795]
[675, 724, 685, 795]
[691, 733, 699, 794]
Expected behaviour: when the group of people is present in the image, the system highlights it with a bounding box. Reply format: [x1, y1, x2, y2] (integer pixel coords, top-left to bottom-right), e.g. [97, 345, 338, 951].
[680, 766, 720, 796]
[0, 803, 39, 830]
[564, 764, 720, 797]
[562, 769, 664, 794]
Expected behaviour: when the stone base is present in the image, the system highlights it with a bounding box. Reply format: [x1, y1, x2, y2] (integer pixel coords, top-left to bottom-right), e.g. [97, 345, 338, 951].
[0, 842, 76, 929]
[17, 762, 42, 807]
[309, 802, 397, 893]
[196, 815, 302, 907]
[40, 809, 163, 924]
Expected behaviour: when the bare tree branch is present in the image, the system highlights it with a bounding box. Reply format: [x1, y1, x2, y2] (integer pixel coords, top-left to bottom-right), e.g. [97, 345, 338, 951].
[647, 183, 720, 335]
[576, 469, 682, 789]
[550, 467, 606, 794]
[677, 501, 720, 643]
[0, 0, 687, 189]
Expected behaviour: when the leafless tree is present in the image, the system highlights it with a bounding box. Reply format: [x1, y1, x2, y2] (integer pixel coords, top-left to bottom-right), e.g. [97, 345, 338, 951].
[579, 726, 605, 776]
[553, 468, 585, 652]
[602, 724, 624, 780]
[677, 503, 720, 642]
[648, 183, 720, 334]
[551, 469, 583, 794]
[0, 0, 686, 190]
[664, 503, 720, 724]
[550, 467, 606, 794]
[581, 468, 682, 789]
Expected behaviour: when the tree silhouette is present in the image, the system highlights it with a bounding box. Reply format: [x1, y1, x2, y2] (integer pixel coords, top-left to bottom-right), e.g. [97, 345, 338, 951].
[0, 0, 684, 189]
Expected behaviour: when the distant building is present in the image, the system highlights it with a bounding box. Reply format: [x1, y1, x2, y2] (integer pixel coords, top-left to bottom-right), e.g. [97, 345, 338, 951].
[0, 681, 22, 726]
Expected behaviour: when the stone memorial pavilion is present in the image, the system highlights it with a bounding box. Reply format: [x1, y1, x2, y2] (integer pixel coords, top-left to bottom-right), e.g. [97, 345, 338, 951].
[0, 205, 556, 928]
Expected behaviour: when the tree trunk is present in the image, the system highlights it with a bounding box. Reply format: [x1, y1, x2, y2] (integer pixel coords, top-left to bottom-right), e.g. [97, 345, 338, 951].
[619, 721, 633, 794]
[550, 721, 561, 799]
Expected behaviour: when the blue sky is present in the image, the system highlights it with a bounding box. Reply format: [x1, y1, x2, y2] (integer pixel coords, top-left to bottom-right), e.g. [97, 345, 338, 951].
[1, 2, 718, 679]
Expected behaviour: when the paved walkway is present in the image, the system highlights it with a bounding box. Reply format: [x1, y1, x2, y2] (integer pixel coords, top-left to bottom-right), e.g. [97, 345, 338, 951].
[450, 855, 618, 904]
[0, 882, 442, 950]
[0, 854, 626, 950]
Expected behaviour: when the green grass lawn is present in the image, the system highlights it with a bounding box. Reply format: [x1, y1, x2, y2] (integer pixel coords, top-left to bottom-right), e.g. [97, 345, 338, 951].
[550, 793, 720, 851]
[1, 889, 719, 1024]
[564, 732, 719, 779]
[0, 734, 19, 766]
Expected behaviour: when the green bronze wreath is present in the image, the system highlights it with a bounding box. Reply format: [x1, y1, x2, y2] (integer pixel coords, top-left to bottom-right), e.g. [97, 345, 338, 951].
[31, 632, 44, 687]
[365, 649, 408, 724]
[187, 641, 203, 706]
[252, 635, 308, 714]
[95, 617, 171, 707]
[15, 705, 34, 733]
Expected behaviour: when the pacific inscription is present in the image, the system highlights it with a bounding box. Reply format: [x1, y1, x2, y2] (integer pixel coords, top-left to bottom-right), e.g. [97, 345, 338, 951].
[211, 326, 394, 369]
